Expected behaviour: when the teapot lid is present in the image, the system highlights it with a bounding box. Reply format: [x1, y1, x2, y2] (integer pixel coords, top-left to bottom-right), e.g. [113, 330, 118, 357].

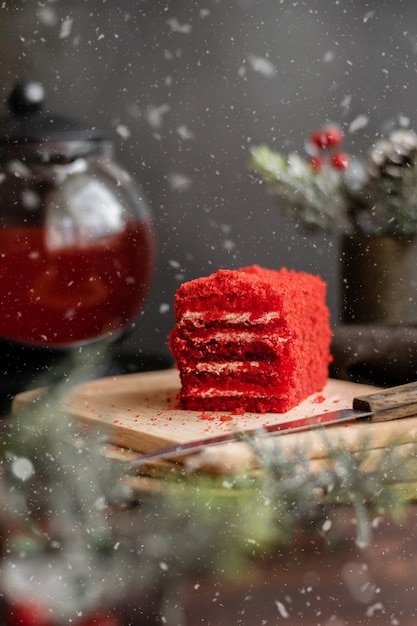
[0, 80, 115, 144]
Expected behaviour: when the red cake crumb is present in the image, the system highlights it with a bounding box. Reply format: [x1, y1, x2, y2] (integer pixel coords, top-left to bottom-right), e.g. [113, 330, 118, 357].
[168, 265, 332, 414]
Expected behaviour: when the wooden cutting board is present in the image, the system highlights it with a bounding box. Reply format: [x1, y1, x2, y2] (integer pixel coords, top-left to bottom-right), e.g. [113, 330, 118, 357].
[13, 369, 417, 473]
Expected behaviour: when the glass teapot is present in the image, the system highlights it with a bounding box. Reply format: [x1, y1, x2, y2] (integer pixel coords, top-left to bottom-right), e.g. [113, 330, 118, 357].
[0, 80, 155, 348]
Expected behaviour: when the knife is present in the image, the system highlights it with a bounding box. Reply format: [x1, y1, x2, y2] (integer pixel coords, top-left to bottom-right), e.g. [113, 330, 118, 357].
[129, 381, 417, 468]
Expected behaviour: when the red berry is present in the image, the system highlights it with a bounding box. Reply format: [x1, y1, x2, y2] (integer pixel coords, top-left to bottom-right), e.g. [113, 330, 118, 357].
[309, 130, 327, 150]
[331, 152, 350, 170]
[323, 126, 343, 147]
[308, 155, 325, 171]
[310, 126, 343, 149]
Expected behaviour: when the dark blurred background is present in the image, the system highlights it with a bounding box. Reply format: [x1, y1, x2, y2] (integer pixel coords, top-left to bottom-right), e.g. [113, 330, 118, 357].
[1, 0, 416, 366]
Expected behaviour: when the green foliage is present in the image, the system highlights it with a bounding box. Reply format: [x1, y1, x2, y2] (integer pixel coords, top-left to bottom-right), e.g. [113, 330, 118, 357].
[249, 129, 417, 237]
[249, 145, 352, 232]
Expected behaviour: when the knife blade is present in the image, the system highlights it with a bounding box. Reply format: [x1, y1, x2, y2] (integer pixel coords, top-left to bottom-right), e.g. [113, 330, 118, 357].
[129, 381, 417, 468]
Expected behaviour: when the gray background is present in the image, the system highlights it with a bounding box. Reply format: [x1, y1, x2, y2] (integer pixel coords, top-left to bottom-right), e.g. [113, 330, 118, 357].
[1, 0, 416, 364]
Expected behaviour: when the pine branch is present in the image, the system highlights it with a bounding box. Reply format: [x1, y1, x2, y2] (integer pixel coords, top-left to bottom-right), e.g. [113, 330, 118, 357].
[249, 127, 417, 237]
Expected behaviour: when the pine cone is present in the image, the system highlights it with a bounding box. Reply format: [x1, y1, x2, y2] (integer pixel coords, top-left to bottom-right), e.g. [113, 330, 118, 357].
[358, 128, 417, 236]
[368, 129, 417, 179]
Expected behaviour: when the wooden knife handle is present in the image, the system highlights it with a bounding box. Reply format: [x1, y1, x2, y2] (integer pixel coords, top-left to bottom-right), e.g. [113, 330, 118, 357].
[353, 381, 417, 421]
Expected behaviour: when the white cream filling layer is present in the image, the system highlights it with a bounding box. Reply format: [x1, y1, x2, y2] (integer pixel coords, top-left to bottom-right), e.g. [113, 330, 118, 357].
[185, 387, 278, 398]
[185, 330, 289, 344]
[186, 360, 261, 374]
[181, 311, 280, 324]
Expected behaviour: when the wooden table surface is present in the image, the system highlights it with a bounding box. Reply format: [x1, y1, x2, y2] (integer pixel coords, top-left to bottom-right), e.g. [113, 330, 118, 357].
[180, 503, 417, 626]
[105, 502, 417, 625]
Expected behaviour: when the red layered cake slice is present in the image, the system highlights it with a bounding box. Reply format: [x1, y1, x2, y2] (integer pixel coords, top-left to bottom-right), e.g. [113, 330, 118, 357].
[168, 265, 332, 413]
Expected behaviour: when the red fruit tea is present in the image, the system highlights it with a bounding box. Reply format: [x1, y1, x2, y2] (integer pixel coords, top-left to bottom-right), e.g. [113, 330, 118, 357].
[0, 222, 155, 346]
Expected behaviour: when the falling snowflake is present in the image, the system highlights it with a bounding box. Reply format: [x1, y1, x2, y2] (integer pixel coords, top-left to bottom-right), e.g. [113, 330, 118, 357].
[145, 104, 171, 129]
[12, 457, 34, 482]
[363, 11, 376, 23]
[323, 50, 335, 63]
[115, 124, 131, 140]
[167, 172, 193, 191]
[166, 17, 192, 34]
[349, 115, 370, 133]
[176, 124, 194, 140]
[365, 602, 385, 617]
[21, 190, 41, 211]
[247, 54, 276, 78]
[37, 6, 58, 27]
[275, 600, 290, 618]
[59, 17, 74, 39]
